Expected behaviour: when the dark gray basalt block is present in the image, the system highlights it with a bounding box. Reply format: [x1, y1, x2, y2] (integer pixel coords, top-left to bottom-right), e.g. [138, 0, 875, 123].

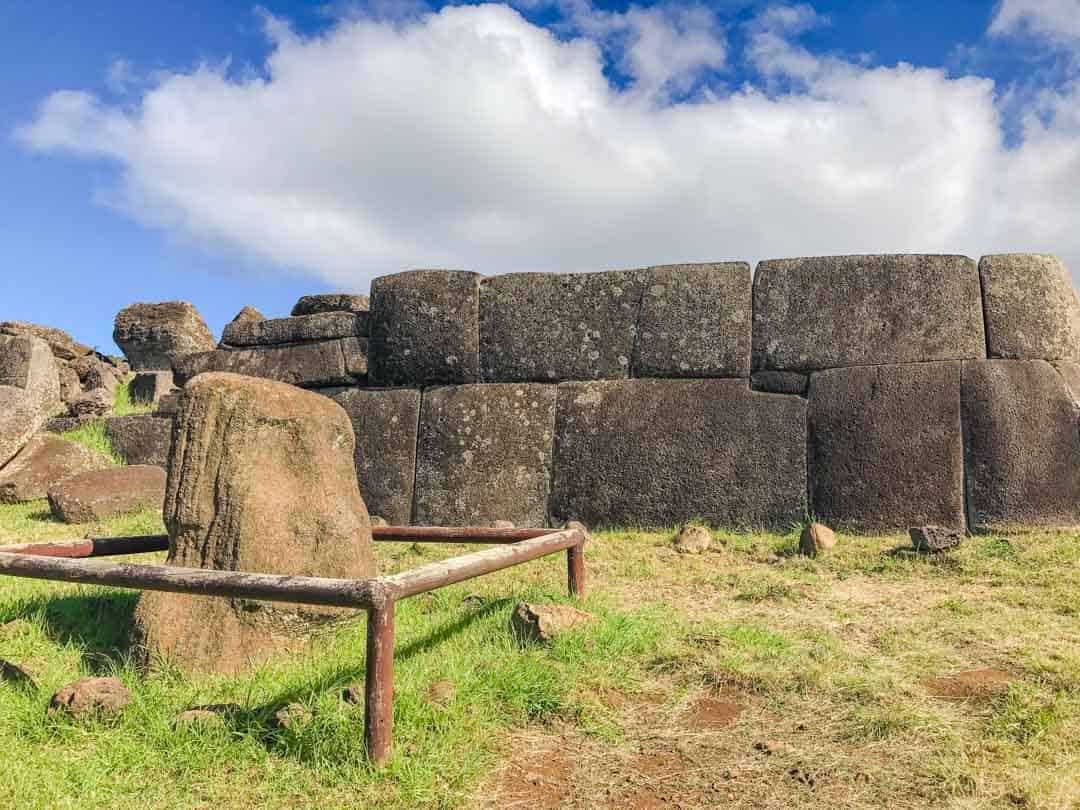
[291, 293, 369, 317]
[751, 370, 808, 396]
[333, 388, 421, 526]
[130, 371, 176, 404]
[979, 254, 1080, 361]
[369, 270, 480, 386]
[632, 263, 751, 378]
[413, 383, 557, 527]
[105, 414, 173, 468]
[753, 255, 985, 372]
[173, 338, 367, 388]
[961, 360, 1080, 532]
[480, 270, 646, 383]
[807, 362, 965, 532]
[551, 378, 806, 528]
[220, 312, 368, 347]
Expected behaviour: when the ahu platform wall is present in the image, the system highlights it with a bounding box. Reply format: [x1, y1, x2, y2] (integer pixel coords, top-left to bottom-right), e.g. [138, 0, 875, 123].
[177, 253, 1080, 533]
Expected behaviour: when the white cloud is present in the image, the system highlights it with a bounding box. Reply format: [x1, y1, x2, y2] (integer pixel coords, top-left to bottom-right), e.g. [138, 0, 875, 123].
[990, 0, 1080, 44]
[12, 2, 1080, 288]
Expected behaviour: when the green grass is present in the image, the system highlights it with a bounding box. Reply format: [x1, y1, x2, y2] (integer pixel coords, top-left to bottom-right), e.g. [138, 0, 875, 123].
[60, 421, 122, 465]
[113, 380, 157, 417]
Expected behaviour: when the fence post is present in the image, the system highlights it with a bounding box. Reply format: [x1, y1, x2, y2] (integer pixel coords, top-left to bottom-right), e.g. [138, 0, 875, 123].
[567, 542, 585, 600]
[364, 600, 396, 766]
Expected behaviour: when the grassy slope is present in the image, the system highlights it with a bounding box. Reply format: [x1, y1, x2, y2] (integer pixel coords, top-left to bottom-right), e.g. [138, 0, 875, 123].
[0, 509, 1077, 809]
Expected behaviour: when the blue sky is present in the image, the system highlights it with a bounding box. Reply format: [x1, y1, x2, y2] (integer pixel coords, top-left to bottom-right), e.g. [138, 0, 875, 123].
[3, 1, 1079, 352]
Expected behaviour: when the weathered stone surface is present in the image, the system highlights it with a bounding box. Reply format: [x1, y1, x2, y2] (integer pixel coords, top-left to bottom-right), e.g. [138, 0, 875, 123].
[632, 263, 751, 378]
[58, 366, 82, 403]
[44, 415, 96, 434]
[980, 254, 1080, 361]
[0, 434, 112, 503]
[0, 321, 91, 361]
[67, 388, 113, 418]
[48, 677, 131, 719]
[751, 371, 808, 396]
[910, 525, 963, 552]
[113, 301, 216, 371]
[48, 465, 166, 523]
[105, 415, 173, 467]
[414, 383, 556, 527]
[673, 524, 712, 554]
[173, 338, 367, 388]
[130, 373, 375, 674]
[798, 522, 836, 557]
[807, 362, 965, 532]
[369, 270, 480, 386]
[480, 270, 645, 383]
[292, 293, 369, 317]
[0, 389, 46, 469]
[0, 334, 61, 407]
[1053, 361, 1080, 403]
[962, 360, 1080, 531]
[76, 355, 120, 394]
[130, 371, 175, 404]
[551, 379, 806, 528]
[333, 388, 421, 526]
[511, 602, 595, 645]
[752, 255, 985, 371]
[0, 658, 35, 689]
[229, 306, 264, 325]
[271, 703, 312, 730]
[157, 391, 181, 415]
[221, 312, 368, 347]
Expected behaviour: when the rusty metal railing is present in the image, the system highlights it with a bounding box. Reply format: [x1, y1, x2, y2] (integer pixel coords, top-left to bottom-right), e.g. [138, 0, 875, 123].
[0, 525, 587, 765]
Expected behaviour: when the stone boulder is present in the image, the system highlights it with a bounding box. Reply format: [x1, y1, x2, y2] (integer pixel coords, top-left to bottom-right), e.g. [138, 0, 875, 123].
[105, 415, 173, 467]
[511, 602, 595, 645]
[292, 293, 369, 317]
[130, 372, 376, 674]
[333, 388, 421, 526]
[632, 262, 752, 378]
[47, 677, 131, 720]
[67, 388, 113, 418]
[229, 306, 265, 325]
[752, 255, 985, 371]
[962, 360, 1080, 531]
[173, 338, 367, 388]
[0, 434, 112, 503]
[551, 378, 806, 528]
[910, 525, 963, 552]
[798, 522, 836, 557]
[0, 334, 61, 467]
[480, 270, 645, 382]
[48, 465, 166, 523]
[0, 321, 92, 361]
[673, 524, 712, 554]
[0, 389, 47, 470]
[369, 270, 480, 386]
[807, 362, 965, 532]
[130, 371, 176, 405]
[413, 383, 557, 527]
[979, 254, 1080, 361]
[220, 312, 368, 347]
[113, 301, 216, 371]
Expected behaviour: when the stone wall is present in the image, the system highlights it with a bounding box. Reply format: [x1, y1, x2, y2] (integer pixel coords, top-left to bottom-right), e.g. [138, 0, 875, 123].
[165, 253, 1080, 532]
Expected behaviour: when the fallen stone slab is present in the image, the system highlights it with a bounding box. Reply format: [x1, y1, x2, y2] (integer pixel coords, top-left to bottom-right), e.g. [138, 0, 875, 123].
[480, 270, 645, 382]
[113, 301, 216, 371]
[130, 370, 175, 404]
[0, 388, 48, 469]
[807, 361, 965, 532]
[48, 677, 131, 720]
[979, 254, 1080, 361]
[910, 525, 963, 553]
[0, 334, 61, 410]
[962, 360, 1080, 531]
[751, 370, 808, 396]
[221, 311, 369, 347]
[105, 415, 173, 467]
[173, 337, 367, 388]
[47, 465, 166, 523]
[0, 433, 113, 503]
[369, 270, 481, 386]
[511, 602, 595, 645]
[798, 522, 836, 557]
[413, 383, 557, 527]
[333, 388, 421, 526]
[752, 254, 985, 371]
[0, 321, 92, 361]
[632, 262, 752, 378]
[130, 372, 375, 674]
[292, 293, 369, 317]
[551, 378, 806, 528]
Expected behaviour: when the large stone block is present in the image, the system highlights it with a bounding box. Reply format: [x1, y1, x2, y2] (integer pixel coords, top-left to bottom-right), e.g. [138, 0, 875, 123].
[0, 335, 61, 467]
[632, 263, 751, 378]
[752, 255, 985, 371]
[48, 465, 166, 524]
[369, 270, 480, 386]
[220, 312, 368, 347]
[130, 371, 176, 405]
[291, 293, 369, 317]
[0, 433, 112, 503]
[807, 362, 965, 532]
[551, 379, 806, 528]
[961, 360, 1080, 531]
[414, 384, 556, 526]
[113, 301, 216, 371]
[333, 388, 421, 525]
[173, 338, 367, 388]
[979, 254, 1080, 361]
[130, 372, 376, 674]
[105, 415, 173, 468]
[480, 270, 645, 382]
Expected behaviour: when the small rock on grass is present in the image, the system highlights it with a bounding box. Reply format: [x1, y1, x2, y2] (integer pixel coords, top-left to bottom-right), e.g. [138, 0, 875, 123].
[799, 522, 836, 557]
[174, 705, 236, 728]
[910, 525, 963, 553]
[511, 602, 596, 645]
[674, 524, 711, 554]
[425, 679, 456, 707]
[0, 658, 36, 690]
[342, 683, 364, 704]
[48, 676, 131, 720]
[272, 702, 312, 730]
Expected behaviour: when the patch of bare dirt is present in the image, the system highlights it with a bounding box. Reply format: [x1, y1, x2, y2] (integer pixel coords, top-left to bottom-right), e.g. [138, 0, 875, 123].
[924, 668, 1012, 700]
[683, 697, 744, 730]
